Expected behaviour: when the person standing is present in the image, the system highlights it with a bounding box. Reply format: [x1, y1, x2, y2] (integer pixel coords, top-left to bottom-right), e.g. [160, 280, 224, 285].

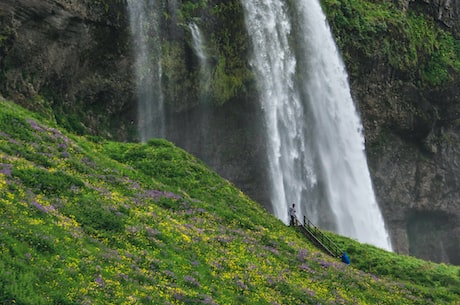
[289, 203, 296, 226]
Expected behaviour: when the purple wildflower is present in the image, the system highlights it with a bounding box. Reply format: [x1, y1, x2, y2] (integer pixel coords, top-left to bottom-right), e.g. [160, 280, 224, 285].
[173, 293, 185, 301]
[144, 189, 182, 200]
[164, 191, 181, 200]
[297, 249, 308, 262]
[27, 119, 44, 132]
[202, 295, 217, 305]
[216, 235, 233, 244]
[184, 275, 200, 287]
[31, 201, 54, 213]
[81, 157, 96, 168]
[320, 260, 330, 268]
[57, 143, 67, 150]
[0, 164, 12, 176]
[267, 277, 275, 285]
[235, 278, 248, 290]
[1, 131, 18, 144]
[184, 209, 195, 215]
[95, 275, 105, 287]
[8, 138, 19, 145]
[299, 263, 314, 273]
[264, 246, 280, 255]
[128, 180, 141, 190]
[304, 289, 315, 297]
[146, 227, 161, 236]
[164, 270, 176, 279]
[147, 189, 163, 199]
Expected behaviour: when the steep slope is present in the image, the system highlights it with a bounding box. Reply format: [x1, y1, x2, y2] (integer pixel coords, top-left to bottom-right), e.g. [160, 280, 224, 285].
[1, 0, 459, 264]
[1, 99, 459, 304]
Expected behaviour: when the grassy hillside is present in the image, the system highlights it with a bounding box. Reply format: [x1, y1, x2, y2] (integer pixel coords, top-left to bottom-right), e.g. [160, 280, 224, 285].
[0, 97, 459, 304]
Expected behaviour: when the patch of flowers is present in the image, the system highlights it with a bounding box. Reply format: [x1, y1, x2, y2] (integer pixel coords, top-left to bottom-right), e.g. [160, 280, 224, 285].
[0, 101, 458, 305]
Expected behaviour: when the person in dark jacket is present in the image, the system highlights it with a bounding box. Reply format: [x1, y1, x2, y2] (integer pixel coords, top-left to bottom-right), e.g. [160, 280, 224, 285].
[288, 203, 296, 226]
[340, 252, 350, 265]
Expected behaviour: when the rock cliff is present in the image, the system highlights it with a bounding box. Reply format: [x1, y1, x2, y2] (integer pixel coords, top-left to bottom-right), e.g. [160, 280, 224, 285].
[356, 77, 460, 264]
[0, 0, 136, 138]
[0, 0, 458, 264]
[405, 0, 460, 30]
[352, 0, 460, 264]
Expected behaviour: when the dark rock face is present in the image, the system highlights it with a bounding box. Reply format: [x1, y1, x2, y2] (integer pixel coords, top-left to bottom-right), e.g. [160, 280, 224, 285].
[349, 0, 460, 264]
[407, 210, 460, 264]
[354, 68, 460, 264]
[405, 0, 460, 30]
[163, 98, 273, 214]
[0, 0, 459, 264]
[0, 0, 136, 139]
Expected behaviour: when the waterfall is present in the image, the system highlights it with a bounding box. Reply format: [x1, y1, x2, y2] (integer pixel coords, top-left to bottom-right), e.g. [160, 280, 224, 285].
[127, 0, 165, 141]
[241, 0, 392, 250]
[189, 23, 207, 63]
[188, 23, 212, 102]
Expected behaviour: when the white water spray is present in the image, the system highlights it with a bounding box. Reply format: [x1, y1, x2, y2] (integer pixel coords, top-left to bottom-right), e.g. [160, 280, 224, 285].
[189, 23, 207, 62]
[242, 0, 392, 250]
[188, 23, 212, 101]
[127, 0, 165, 141]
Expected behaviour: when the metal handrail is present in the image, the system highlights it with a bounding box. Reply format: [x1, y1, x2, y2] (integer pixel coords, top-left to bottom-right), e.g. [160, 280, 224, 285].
[297, 215, 342, 258]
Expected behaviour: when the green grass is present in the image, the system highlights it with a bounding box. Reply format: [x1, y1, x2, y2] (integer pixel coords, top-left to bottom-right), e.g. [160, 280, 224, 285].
[0, 98, 459, 304]
[322, 0, 460, 85]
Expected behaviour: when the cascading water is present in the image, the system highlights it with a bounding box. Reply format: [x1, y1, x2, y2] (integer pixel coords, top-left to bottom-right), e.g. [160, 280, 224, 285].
[241, 0, 392, 250]
[188, 23, 212, 102]
[189, 23, 207, 67]
[127, 0, 165, 141]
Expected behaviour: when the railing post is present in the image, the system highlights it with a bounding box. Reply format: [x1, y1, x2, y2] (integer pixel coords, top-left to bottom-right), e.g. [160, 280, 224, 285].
[299, 215, 343, 259]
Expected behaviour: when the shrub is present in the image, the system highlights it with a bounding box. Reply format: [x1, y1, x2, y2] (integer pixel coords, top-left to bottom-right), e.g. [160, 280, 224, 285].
[11, 168, 84, 195]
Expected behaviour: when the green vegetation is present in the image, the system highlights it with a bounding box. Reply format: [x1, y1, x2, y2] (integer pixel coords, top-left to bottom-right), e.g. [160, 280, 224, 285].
[171, 0, 252, 106]
[169, 0, 460, 108]
[322, 0, 460, 86]
[327, 232, 460, 300]
[1, 99, 459, 304]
